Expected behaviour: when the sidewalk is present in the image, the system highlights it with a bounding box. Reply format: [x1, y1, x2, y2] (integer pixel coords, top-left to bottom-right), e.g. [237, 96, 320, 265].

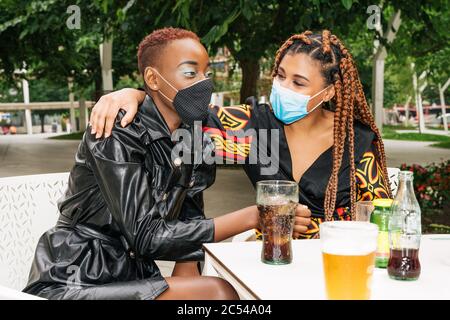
[383, 139, 449, 167]
[0, 134, 81, 177]
[1, 134, 448, 178]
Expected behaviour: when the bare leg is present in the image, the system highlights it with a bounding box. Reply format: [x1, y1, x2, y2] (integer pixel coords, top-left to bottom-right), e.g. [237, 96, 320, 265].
[172, 261, 200, 277]
[156, 276, 239, 300]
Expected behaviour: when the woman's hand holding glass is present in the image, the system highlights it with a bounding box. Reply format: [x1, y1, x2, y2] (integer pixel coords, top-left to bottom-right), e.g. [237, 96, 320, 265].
[293, 204, 311, 238]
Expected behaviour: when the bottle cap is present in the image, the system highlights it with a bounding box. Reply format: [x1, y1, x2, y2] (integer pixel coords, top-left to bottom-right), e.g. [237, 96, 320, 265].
[373, 199, 393, 208]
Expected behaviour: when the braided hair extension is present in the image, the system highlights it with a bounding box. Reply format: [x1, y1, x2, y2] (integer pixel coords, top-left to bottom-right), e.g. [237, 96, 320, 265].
[272, 30, 392, 220]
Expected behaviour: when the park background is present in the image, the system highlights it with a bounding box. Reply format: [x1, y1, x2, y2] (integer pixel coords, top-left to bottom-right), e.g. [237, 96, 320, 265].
[0, 0, 449, 240]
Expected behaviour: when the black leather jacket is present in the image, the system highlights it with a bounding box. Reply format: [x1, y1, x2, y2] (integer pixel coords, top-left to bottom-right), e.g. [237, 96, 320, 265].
[23, 96, 216, 300]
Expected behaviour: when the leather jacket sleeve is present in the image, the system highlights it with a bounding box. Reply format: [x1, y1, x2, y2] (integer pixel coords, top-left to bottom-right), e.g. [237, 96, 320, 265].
[84, 128, 215, 261]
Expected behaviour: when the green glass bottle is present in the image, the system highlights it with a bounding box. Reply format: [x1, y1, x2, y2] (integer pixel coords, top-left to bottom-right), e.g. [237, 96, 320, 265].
[370, 199, 393, 268]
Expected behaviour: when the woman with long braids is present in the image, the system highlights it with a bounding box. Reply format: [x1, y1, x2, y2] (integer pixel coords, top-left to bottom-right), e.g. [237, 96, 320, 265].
[90, 30, 392, 239]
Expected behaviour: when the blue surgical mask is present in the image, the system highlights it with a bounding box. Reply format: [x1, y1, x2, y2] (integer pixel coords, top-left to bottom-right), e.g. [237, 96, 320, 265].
[270, 79, 329, 124]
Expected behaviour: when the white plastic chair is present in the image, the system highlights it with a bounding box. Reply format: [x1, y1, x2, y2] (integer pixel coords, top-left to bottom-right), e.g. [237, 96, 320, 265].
[0, 172, 69, 298]
[0, 284, 45, 300]
[0, 172, 176, 299]
[232, 167, 401, 243]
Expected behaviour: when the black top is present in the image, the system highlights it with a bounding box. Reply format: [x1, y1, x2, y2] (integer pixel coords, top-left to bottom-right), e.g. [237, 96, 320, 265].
[23, 96, 216, 299]
[205, 97, 390, 238]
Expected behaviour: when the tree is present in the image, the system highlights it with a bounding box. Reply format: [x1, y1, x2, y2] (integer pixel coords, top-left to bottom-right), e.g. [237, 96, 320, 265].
[171, 0, 379, 103]
[385, 0, 450, 130]
[2, 0, 447, 110]
[0, 0, 151, 100]
[381, 5, 448, 86]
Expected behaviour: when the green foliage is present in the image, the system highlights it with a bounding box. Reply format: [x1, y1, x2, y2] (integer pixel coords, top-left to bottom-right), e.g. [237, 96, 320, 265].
[0, 1, 448, 106]
[49, 131, 84, 140]
[431, 141, 450, 149]
[428, 224, 450, 233]
[0, 0, 147, 97]
[29, 78, 69, 102]
[382, 126, 450, 143]
[201, 8, 240, 47]
[399, 161, 450, 233]
[115, 74, 142, 91]
[341, 0, 354, 10]
[387, 0, 450, 89]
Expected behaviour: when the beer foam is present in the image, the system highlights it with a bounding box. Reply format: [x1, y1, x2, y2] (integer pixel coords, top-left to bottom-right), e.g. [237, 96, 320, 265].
[322, 240, 376, 256]
[320, 221, 378, 255]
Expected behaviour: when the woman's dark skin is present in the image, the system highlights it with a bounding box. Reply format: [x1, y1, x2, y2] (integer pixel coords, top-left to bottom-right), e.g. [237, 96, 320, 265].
[140, 37, 212, 132]
[89, 37, 313, 297]
[90, 51, 321, 239]
[111, 36, 267, 300]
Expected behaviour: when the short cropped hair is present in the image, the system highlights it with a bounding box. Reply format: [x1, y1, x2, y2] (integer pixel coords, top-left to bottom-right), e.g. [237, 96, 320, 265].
[137, 27, 200, 75]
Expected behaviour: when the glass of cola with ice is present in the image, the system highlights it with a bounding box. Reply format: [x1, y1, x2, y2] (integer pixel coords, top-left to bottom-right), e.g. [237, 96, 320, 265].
[256, 180, 298, 265]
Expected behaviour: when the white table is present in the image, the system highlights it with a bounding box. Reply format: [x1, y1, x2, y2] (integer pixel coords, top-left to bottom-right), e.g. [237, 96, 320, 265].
[203, 235, 450, 300]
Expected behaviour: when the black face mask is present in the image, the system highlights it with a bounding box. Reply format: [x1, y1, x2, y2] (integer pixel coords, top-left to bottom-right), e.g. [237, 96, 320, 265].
[172, 78, 214, 126]
[153, 69, 214, 126]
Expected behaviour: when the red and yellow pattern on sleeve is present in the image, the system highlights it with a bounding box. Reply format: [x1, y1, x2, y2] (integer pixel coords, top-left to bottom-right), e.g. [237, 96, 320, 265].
[355, 149, 390, 201]
[203, 104, 253, 163]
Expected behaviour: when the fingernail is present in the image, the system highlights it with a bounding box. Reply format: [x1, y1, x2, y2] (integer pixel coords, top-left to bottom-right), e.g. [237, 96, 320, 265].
[105, 133, 110, 138]
[121, 121, 127, 127]
[91, 129, 96, 134]
[96, 133, 101, 139]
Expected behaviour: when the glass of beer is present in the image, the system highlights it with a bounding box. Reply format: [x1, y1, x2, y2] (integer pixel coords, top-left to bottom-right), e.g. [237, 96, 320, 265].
[320, 221, 378, 300]
[256, 180, 298, 265]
